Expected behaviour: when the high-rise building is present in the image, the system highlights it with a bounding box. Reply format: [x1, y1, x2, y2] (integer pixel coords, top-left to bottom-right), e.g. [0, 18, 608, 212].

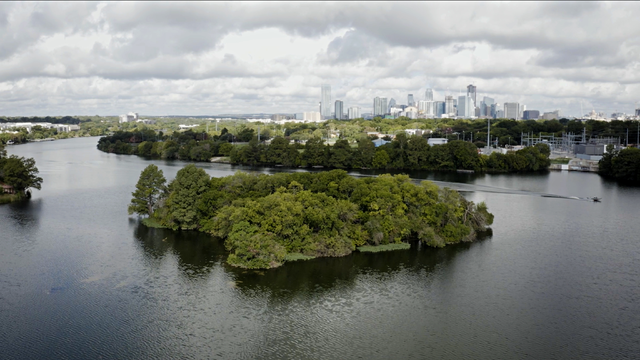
[519, 104, 526, 120]
[636, 108, 640, 117]
[467, 84, 477, 108]
[425, 88, 434, 101]
[335, 100, 344, 120]
[481, 97, 495, 117]
[373, 97, 388, 117]
[321, 84, 331, 119]
[523, 110, 540, 120]
[435, 101, 445, 117]
[445, 96, 455, 116]
[348, 107, 361, 119]
[408, 94, 415, 107]
[418, 101, 435, 117]
[504, 102, 520, 120]
[388, 98, 396, 113]
[457, 95, 473, 118]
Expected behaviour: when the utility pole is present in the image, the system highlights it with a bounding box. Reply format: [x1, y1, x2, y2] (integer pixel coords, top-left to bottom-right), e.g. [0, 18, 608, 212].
[626, 128, 629, 147]
[258, 126, 261, 141]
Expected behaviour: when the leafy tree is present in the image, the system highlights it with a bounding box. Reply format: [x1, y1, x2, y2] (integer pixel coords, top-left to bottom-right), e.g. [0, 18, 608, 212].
[128, 164, 167, 216]
[303, 137, 326, 166]
[162, 164, 210, 230]
[0, 155, 43, 194]
[372, 149, 390, 169]
[353, 138, 376, 168]
[329, 139, 353, 168]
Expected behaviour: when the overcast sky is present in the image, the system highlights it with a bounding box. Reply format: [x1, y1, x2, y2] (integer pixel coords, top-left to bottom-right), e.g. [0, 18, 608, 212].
[1, 2, 639, 117]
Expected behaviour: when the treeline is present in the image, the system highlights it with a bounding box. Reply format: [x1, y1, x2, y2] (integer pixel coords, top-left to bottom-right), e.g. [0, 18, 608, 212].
[0, 116, 84, 124]
[99, 130, 551, 172]
[598, 145, 640, 184]
[130, 166, 493, 269]
[97, 128, 248, 161]
[229, 135, 551, 172]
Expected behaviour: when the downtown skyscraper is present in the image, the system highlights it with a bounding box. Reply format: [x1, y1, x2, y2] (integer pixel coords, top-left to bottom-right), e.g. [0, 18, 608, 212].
[320, 84, 331, 119]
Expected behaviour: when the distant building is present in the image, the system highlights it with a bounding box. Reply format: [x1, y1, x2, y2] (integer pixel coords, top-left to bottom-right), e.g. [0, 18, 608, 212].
[271, 114, 290, 121]
[373, 97, 388, 117]
[303, 112, 323, 122]
[348, 107, 361, 119]
[407, 94, 415, 107]
[119, 112, 138, 123]
[321, 84, 331, 119]
[504, 103, 520, 120]
[457, 95, 473, 118]
[387, 98, 396, 113]
[495, 109, 505, 118]
[335, 100, 344, 120]
[636, 108, 640, 117]
[482, 97, 495, 117]
[519, 104, 526, 119]
[542, 110, 561, 120]
[523, 110, 540, 120]
[467, 84, 477, 108]
[445, 96, 455, 117]
[428, 138, 448, 146]
[435, 101, 446, 117]
[418, 101, 435, 117]
[425, 88, 434, 101]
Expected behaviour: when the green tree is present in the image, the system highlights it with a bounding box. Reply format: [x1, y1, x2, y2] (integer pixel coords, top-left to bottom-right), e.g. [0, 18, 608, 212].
[372, 149, 390, 169]
[163, 164, 210, 230]
[0, 155, 43, 194]
[329, 139, 353, 168]
[128, 164, 167, 216]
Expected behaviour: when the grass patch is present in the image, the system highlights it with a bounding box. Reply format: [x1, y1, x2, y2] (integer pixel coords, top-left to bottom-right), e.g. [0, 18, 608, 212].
[141, 217, 167, 229]
[550, 157, 572, 164]
[357, 243, 411, 253]
[0, 194, 20, 205]
[285, 253, 315, 262]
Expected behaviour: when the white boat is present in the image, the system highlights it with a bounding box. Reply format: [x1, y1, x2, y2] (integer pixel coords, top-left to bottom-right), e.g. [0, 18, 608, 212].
[6, 140, 14, 145]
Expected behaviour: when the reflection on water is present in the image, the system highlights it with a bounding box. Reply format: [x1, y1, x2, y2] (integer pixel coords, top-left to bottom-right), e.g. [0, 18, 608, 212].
[132, 220, 225, 278]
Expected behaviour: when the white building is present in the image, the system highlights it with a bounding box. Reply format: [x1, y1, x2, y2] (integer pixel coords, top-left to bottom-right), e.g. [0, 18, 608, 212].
[119, 112, 139, 123]
[504, 103, 520, 120]
[320, 84, 331, 119]
[303, 112, 323, 122]
[418, 100, 435, 117]
[457, 95, 473, 118]
[348, 107, 361, 119]
[428, 138, 448, 146]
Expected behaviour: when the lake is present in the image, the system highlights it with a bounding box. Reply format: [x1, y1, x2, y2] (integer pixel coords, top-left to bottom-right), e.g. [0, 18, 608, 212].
[1, 137, 639, 359]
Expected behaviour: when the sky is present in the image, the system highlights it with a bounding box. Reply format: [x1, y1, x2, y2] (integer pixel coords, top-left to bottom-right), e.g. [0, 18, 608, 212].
[1, 2, 639, 117]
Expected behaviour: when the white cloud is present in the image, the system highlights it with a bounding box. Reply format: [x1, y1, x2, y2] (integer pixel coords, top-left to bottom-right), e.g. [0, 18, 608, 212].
[0, 2, 639, 117]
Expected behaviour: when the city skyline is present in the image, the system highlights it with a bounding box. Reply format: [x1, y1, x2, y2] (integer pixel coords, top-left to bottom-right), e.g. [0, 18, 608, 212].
[1, 2, 639, 117]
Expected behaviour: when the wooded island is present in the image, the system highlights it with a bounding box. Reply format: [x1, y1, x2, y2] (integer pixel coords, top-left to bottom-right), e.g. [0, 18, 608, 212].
[130, 165, 493, 269]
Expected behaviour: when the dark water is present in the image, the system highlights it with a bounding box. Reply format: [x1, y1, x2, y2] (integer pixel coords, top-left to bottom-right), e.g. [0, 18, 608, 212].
[1, 137, 639, 359]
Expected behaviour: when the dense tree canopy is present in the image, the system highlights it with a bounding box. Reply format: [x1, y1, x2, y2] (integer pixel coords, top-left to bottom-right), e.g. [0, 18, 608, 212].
[599, 145, 640, 185]
[0, 155, 43, 195]
[135, 168, 494, 269]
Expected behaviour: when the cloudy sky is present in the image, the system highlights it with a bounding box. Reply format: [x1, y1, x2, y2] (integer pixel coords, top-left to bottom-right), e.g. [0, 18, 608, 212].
[1, 2, 639, 117]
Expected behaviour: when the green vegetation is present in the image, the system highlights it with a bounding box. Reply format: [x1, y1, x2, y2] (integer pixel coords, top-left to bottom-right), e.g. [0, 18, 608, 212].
[0, 143, 43, 202]
[357, 243, 411, 252]
[128, 164, 168, 216]
[284, 253, 316, 262]
[599, 145, 640, 185]
[131, 168, 493, 269]
[0, 116, 115, 144]
[550, 157, 572, 164]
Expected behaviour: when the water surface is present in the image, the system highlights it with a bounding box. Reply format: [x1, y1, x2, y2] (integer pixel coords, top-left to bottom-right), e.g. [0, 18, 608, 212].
[1, 137, 638, 359]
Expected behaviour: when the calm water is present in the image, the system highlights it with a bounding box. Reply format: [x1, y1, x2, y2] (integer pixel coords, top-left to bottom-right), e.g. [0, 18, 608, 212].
[1, 137, 639, 359]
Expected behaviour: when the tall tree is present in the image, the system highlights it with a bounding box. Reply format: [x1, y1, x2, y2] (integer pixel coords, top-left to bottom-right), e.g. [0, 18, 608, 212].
[164, 164, 210, 230]
[128, 164, 167, 216]
[1, 155, 43, 194]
